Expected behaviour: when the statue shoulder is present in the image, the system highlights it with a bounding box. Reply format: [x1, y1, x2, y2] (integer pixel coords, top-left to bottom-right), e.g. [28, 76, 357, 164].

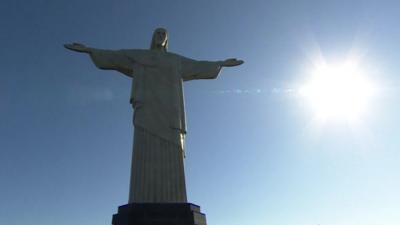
[119, 50, 183, 66]
[119, 49, 154, 63]
[121, 49, 150, 57]
[166, 51, 184, 59]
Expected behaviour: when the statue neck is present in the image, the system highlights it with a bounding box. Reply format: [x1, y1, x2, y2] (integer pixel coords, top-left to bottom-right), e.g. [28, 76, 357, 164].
[152, 44, 166, 52]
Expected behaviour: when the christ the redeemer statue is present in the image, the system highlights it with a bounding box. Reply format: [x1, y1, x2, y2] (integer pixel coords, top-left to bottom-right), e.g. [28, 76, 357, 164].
[65, 28, 243, 204]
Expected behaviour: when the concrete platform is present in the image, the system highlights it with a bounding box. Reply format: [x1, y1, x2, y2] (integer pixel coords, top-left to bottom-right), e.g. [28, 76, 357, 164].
[112, 203, 207, 225]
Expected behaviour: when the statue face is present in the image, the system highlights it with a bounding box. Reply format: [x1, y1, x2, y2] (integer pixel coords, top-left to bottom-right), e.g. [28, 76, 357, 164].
[154, 28, 168, 47]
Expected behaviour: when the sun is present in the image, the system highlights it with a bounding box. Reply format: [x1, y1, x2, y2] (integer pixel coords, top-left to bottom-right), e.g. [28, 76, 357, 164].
[300, 60, 375, 122]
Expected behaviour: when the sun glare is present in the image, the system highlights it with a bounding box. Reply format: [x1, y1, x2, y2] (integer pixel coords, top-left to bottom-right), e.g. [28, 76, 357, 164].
[300, 60, 375, 122]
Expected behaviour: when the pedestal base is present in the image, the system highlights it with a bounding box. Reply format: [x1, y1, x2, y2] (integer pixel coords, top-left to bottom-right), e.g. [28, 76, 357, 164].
[112, 203, 207, 225]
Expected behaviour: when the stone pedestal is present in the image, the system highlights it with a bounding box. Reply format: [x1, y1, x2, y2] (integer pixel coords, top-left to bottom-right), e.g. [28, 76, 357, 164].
[112, 203, 207, 225]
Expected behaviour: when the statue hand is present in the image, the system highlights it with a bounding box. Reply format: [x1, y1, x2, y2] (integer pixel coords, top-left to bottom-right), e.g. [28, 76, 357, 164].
[64, 43, 91, 53]
[220, 58, 244, 67]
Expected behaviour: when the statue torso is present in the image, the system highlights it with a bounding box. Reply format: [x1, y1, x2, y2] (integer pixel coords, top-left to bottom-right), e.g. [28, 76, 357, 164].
[123, 50, 186, 147]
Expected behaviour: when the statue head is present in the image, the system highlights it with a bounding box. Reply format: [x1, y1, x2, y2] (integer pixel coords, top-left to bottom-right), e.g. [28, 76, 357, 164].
[150, 28, 168, 52]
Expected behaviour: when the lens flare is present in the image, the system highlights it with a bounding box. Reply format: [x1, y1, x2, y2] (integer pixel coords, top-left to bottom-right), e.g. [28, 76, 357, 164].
[300, 60, 375, 122]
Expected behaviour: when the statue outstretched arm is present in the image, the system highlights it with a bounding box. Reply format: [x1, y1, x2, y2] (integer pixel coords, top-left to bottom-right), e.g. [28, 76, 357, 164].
[219, 58, 244, 67]
[64, 43, 134, 77]
[180, 56, 243, 81]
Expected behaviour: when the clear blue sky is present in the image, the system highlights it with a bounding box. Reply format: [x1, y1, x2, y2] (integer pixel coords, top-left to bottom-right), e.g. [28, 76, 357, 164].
[1, 0, 399, 225]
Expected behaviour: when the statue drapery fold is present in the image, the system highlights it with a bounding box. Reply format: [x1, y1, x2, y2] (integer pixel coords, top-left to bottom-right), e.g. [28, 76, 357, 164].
[89, 49, 221, 148]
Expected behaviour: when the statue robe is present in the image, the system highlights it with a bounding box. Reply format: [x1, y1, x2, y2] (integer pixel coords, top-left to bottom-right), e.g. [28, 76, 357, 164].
[89, 49, 221, 203]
